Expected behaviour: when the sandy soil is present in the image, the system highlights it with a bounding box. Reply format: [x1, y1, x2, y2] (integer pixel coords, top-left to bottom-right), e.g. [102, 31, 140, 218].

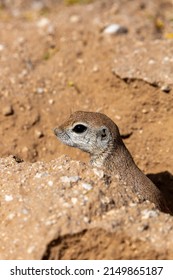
[1, 155, 173, 260]
[0, 0, 173, 259]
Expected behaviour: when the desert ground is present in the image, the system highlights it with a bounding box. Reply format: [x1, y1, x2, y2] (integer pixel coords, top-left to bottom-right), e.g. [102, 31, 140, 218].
[0, 0, 173, 259]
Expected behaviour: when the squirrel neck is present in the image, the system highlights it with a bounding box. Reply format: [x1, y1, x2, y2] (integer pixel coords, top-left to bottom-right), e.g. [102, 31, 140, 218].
[90, 141, 142, 187]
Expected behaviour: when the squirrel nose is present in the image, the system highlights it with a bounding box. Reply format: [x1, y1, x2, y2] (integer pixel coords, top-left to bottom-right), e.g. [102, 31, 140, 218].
[53, 127, 59, 136]
[53, 127, 64, 136]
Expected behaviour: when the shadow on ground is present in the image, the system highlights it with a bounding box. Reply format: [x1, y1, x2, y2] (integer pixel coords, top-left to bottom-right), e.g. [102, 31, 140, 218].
[147, 171, 173, 214]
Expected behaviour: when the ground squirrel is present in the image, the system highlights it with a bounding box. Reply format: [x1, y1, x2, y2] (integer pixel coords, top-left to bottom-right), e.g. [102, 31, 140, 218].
[54, 111, 169, 213]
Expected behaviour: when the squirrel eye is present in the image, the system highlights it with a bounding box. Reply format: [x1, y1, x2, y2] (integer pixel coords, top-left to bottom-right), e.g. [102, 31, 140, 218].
[72, 124, 87, 133]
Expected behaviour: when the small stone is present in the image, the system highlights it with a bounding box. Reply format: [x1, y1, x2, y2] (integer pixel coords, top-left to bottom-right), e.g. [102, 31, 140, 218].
[7, 213, 15, 220]
[92, 65, 99, 72]
[47, 25, 55, 35]
[19, 69, 28, 78]
[35, 129, 44, 138]
[93, 168, 104, 178]
[142, 210, 158, 219]
[61, 176, 80, 183]
[37, 18, 50, 28]
[115, 115, 121, 120]
[148, 59, 156, 65]
[138, 223, 149, 232]
[5, 195, 13, 202]
[2, 105, 14, 116]
[83, 216, 89, 223]
[27, 245, 35, 254]
[22, 146, 29, 156]
[77, 58, 84, 64]
[103, 24, 128, 35]
[35, 172, 49, 178]
[81, 182, 93, 191]
[70, 15, 80, 23]
[48, 180, 53, 187]
[142, 108, 148, 114]
[161, 85, 171, 93]
[71, 197, 78, 205]
[48, 99, 55, 105]
[0, 44, 5, 51]
[36, 87, 44, 94]
[22, 208, 29, 215]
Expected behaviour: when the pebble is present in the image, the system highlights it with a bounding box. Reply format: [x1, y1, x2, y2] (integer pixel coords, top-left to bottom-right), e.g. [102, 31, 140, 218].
[37, 18, 50, 28]
[35, 172, 49, 178]
[81, 182, 93, 191]
[47, 25, 55, 35]
[142, 108, 148, 114]
[115, 115, 121, 120]
[161, 85, 171, 93]
[70, 15, 80, 23]
[103, 24, 128, 35]
[27, 245, 35, 254]
[137, 223, 149, 232]
[92, 65, 99, 72]
[18, 69, 28, 78]
[35, 129, 44, 138]
[48, 180, 53, 187]
[48, 99, 55, 105]
[142, 210, 158, 219]
[2, 105, 14, 116]
[22, 208, 29, 215]
[148, 59, 156, 65]
[0, 44, 5, 51]
[36, 87, 44, 94]
[93, 168, 104, 178]
[22, 146, 29, 155]
[5, 195, 13, 202]
[71, 197, 78, 205]
[61, 176, 80, 183]
[83, 216, 89, 223]
[7, 213, 15, 220]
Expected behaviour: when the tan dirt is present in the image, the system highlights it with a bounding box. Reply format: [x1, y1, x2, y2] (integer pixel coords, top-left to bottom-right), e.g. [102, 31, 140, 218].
[0, 0, 173, 259]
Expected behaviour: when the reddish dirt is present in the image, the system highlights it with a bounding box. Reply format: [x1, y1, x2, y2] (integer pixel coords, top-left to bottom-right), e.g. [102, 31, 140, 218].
[1, 156, 173, 260]
[0, 0, 173, 260]
[0, 0, 172, 174]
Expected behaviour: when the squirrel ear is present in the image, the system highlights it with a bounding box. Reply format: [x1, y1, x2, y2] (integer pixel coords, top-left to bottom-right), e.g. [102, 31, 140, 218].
[98, 126, 110, 142]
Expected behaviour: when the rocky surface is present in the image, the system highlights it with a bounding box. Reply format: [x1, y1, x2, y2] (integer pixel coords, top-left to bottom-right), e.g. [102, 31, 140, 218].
[0, 0, 173, 260]
[0, 155, 173, 260]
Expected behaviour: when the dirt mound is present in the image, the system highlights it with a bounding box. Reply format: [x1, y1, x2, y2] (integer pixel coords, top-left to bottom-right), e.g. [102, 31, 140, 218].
[0, 156, 173, 260]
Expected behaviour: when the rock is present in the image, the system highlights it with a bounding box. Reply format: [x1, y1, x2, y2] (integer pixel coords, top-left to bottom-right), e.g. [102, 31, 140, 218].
[81, 182, 93, 190]
[113, 40, 173, 88]
[36, 87, 44, 94]
[161, 85, 171, 93]
[103, 24, 128, 35]
[0, 155, 173, 260]
[48, 99, 55, 105]
[35, 129, 44, 138]
[0, 44, 5, 51]
[60, 175, 80, 183]
[2, 105, 14, 116]
[70, 15, 80, 23]
[4, 194, 13, 202]
[37, 18, 50, 28]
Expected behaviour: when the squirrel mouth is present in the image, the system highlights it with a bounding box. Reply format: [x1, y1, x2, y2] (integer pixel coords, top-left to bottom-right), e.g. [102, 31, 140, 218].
[54, 127, 74, 147]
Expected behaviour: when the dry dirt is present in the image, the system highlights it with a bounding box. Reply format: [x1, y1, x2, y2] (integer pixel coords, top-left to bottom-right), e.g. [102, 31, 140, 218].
[1, 155, 173, 260]
[0, 0, 173, 260]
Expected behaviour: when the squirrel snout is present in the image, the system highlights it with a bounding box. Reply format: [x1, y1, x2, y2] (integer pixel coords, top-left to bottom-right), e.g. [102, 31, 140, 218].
[53, 127, 60, 136]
